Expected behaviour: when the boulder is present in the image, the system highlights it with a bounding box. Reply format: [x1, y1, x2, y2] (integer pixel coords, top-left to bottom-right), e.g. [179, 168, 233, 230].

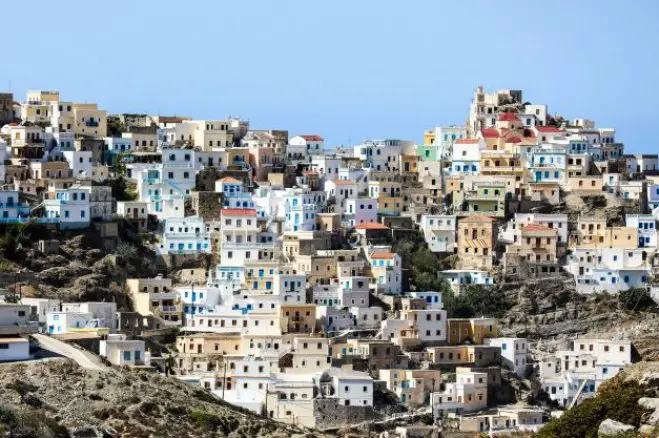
[598, 419, 634, 436]
[639, 397, 659, 424]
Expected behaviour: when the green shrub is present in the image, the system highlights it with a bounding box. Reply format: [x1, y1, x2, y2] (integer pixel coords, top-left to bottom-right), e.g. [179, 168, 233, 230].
[538, 378, 650, 438]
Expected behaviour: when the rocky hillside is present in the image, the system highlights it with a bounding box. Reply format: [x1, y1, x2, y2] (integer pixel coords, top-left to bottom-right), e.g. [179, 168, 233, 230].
[538, 362, 659, 437]
[486, 274, 659, 357]
[0, 359, 355, 438]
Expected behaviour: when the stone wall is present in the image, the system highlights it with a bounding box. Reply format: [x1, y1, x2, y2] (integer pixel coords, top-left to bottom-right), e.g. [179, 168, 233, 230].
[313, 398, 381, 430]
[190, 191, 223, 220]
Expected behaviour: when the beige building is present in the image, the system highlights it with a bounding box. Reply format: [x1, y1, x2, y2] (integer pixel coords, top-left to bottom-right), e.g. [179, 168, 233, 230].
[567, 176, 603, 195]
[175, 333, 240, 374]
[280, 304, 317, 334]
[457, 216, 496, 270]
[73, 103, 107, 138]
[504, 224, 559, 277]
[126, 277, 182, 326]
[185, 120, 234, 150]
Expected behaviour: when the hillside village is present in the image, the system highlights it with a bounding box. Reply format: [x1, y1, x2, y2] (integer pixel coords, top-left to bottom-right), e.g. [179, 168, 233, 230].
[1, 86, 659, 436]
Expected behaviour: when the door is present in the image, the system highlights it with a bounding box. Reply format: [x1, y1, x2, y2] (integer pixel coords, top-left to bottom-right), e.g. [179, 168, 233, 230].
[535, 171, 542, 181]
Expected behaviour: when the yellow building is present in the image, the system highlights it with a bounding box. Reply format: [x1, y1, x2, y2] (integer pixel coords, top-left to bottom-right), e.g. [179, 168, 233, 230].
[573, 218, 638, 249]
[447, 318, 498, 345]
[424, 130, 436, 146]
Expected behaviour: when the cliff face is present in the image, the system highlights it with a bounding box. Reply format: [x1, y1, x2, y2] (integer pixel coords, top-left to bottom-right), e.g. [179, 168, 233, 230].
[0, 359, 333, 438]
[495, 275, 658, 358]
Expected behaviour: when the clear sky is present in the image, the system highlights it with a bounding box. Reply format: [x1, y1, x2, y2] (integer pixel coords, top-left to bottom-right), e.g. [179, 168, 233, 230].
[3, 0, 658, 152]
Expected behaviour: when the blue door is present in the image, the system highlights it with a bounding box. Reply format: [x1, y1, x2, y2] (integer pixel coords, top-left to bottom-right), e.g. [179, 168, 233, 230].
[192, 291, 197, 302]
[535, 171, 542, 181]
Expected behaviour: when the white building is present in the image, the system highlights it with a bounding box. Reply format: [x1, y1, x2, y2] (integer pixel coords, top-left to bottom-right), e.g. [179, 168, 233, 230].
[46, 311, 99, 334]
[288, 135, 324, 162]
[484, 337, 529, 377]
[135, 148, 195, 219]
[160, 216, 211, 255]
[62, 150, 93, 179]
[565, 248, 650, 294]
[500, 213, 569, 246]
[43, 187, 91, 228]
[432, 369, 488, 415]
[321, 367, 374, 407]
[420, 215, 457, 253]
[284, 190, 325, 232]
[220, 208, 274, 266]
[0, 190, 30, 223]
[20, 298, 61, 324]
[61, 302, 117, 331]
[367, 249, 402, 295]
[100, 334, 148, 367]
[354, 139, 407, 172]
[539, 337, 631, 407]
[0, 304, 35, 362]
[344, 198, 377, 227]
[177, 286, 222, 318]
[440, 270, 494, 295]
[625, 214, 657, 248]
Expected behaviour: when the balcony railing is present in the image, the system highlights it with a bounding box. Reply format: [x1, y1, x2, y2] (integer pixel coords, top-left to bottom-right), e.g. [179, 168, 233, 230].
[159, 305, 180, 312]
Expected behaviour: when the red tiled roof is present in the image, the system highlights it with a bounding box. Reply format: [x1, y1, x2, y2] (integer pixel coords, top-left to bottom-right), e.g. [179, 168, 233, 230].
[303, 170, 319, 175]
[497, 112, 519, 122]
[370, 252, 395, 260]
[299, 135, 324, 141]
[454, 138, 480, 144]
[355, 222, 389, 230]
[221, 208, 256, 217]
[459, 215, 495, 223]
[217, 177, 241, 184]
[331, 179, 355, 185]
[481, 128, 499, 138]
[522, 224, 556, 234]
[534, 126, 563, 133]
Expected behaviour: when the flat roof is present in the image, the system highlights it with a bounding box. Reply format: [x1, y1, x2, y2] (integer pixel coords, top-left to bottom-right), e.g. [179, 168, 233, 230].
[0, 337, 28, 344]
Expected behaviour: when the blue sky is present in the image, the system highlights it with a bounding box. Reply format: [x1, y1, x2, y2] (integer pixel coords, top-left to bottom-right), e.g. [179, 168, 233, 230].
[3, 1, 658, 152]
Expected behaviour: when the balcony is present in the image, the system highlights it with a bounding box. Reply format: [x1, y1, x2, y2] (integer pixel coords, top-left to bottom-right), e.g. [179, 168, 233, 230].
[222, 241, 274, 249]
[480, 166, 525, 173]
[463, 193, 504, 201]
[530, 162, 562, 169]
[159, 305, 180, 313]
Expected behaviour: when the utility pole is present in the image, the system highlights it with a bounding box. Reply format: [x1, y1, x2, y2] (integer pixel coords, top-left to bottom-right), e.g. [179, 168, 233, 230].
[222, 359, 227, 400]
[430, 378, 435, 426]
[264, 383, 268, 418]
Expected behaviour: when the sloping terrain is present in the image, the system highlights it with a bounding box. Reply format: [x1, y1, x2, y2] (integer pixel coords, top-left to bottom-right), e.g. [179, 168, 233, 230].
[0, 359, 346, 438]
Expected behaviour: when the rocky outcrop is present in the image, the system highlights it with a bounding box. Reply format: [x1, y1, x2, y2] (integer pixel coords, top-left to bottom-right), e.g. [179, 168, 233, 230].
[638, 397, 659, 424]
[598, 419, 634, 436]
[0, 359, 341, 438]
